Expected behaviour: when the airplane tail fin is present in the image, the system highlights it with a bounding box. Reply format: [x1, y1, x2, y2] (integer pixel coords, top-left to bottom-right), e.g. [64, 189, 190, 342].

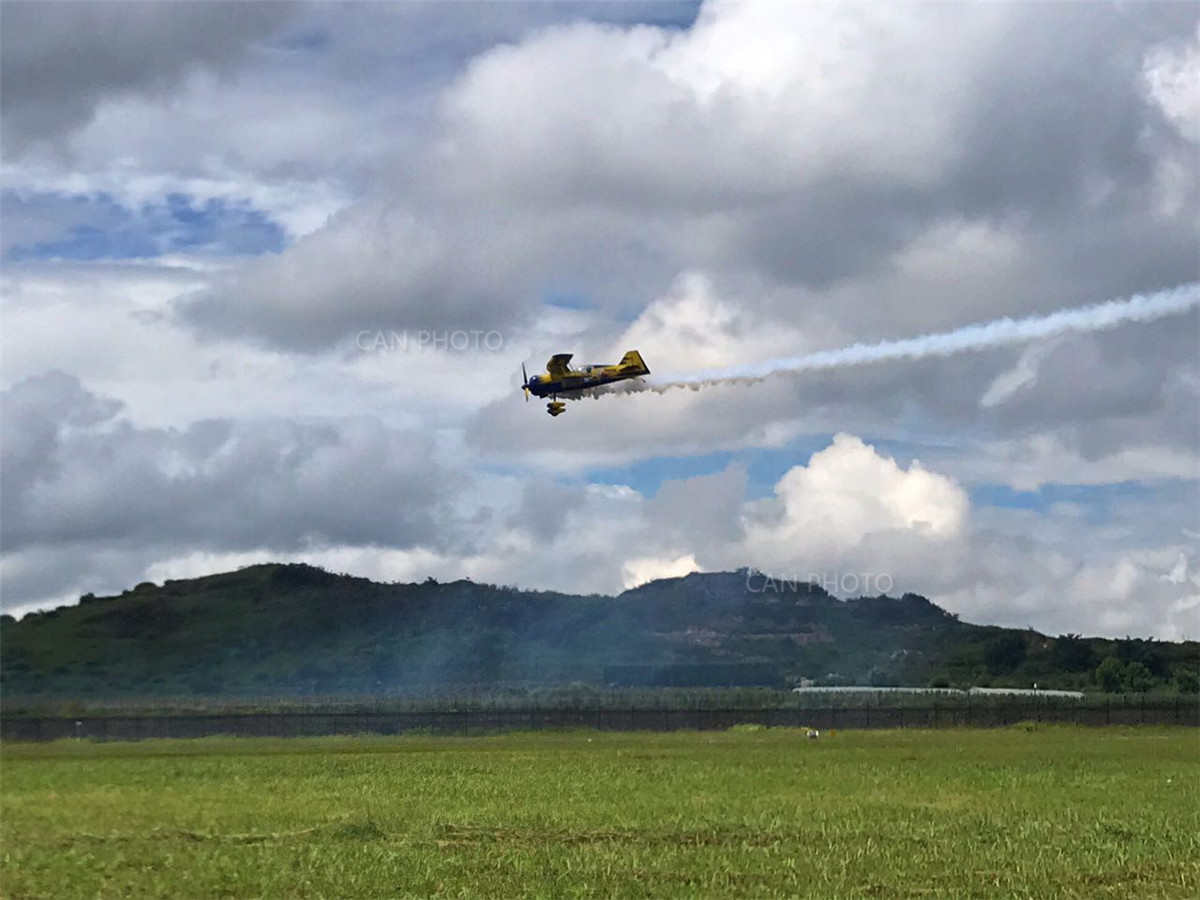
[619, 350, 649, 374]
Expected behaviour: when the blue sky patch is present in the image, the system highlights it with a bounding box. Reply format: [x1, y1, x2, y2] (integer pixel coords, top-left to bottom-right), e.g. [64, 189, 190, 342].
[970, 480, 1173, 519]
[586, 437, 834, 499]
[542, 290, 595, 311]
[604, 1, 701, 30]
[3, 191, 286, 262]
[581, 430, 1196, 533]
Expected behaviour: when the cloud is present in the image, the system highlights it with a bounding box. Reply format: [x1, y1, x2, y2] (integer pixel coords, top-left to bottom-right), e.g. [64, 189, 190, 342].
[0, 1, 296, 155]
[0, 3, 699, 261]
[647, 464, 749, 551]
[610, 272, 823, 376]
[0, 257, 543, 438]
[467, 305, 1198, 492]
[439, 2, 988, 207]
[650, 283, 1199, 388]
[436, 434, 1199, 639]
[0, 371, 450, 568]
[508, 480, 587, 542]
[175, 191, 695, 350]
[938, 505, 1200, 640]
[437, 1, 1196, 309]
[178, 202, 534, 350]
[5, 413, 1195, 641]
[622, 553, 699, 589]
[738, 433, 969, 568]
[4, 1, 1196, 646]
[1142, 21, 1200, 143]
[0, 370, 122, 504]
[933, 435, 1200, 494]
[979, 341, 1057, 409]
[169, 1, 1198, 360]
[2, 191, 286, 261]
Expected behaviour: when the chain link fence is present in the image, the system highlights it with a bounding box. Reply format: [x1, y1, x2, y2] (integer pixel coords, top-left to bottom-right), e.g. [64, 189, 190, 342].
[3, 694, 1195, 741]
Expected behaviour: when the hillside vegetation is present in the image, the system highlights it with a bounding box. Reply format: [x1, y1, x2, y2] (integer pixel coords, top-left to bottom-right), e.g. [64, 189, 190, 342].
[2, 564, 1195, 702]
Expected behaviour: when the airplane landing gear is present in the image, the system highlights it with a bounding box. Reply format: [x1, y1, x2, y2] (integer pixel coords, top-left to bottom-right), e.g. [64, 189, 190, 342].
[546, 400, 566, 417]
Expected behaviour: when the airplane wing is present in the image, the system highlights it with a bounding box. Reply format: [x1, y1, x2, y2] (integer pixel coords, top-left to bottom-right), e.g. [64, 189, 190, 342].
[546, 353, 574, 378]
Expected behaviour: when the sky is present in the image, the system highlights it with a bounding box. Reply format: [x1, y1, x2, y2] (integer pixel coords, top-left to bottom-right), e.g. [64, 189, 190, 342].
[1, 0, 1197, 639]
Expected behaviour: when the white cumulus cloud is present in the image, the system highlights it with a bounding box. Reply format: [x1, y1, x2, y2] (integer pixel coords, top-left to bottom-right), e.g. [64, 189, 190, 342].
[741, 433, 969, 568]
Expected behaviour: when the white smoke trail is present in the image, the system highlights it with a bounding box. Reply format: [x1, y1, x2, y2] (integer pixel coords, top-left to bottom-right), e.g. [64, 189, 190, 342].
[639, 282, 1200, 394]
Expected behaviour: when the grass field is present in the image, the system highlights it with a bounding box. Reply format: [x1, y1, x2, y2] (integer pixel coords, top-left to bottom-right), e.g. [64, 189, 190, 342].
[2, 726, 1197, 899]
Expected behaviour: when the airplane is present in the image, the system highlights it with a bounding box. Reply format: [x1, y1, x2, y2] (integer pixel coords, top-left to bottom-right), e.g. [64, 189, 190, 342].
[521, 350, 650, 416]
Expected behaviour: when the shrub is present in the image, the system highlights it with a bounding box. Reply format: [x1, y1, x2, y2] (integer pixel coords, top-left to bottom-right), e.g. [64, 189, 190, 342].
[984, 633, 1027, 675]
[1123, 661, 1154, 693]
[1052, 634, 1097, 672]
[1175, 669, 1199, 694]
[1095, 657, 1125, 693]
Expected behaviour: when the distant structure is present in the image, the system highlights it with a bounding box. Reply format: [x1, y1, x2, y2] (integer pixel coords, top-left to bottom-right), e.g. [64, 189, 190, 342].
[792, 686, 1084, 699]
[791, 686, 961, 695]
[967, 687, 1084, 699]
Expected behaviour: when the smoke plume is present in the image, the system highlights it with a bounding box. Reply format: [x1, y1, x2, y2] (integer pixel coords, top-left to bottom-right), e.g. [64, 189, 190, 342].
[636, 283, 1200, 394]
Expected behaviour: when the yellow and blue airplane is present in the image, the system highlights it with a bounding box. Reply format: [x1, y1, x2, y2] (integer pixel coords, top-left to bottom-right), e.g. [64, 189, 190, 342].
[522, 350, 650, 416]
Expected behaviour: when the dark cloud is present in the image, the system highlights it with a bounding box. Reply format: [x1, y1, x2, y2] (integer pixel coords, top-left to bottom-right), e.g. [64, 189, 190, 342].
[176, 199, 680, 351]
[950, 3, 1194, 218]
[176, 202, 536, 351]
[985, 315, 1199, 437]
[508, 480, 587, 542]
[0, 372, 450, 557]
[0, 544, 162, 615]
[0, 370, 122, 501]
[647, 465, 747, 548]
[174, 2, 1198, 353]
[0, 1, 296, 155]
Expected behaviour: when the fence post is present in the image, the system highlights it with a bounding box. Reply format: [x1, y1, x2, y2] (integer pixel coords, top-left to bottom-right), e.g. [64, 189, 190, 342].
[1106, 697, 1110, 726]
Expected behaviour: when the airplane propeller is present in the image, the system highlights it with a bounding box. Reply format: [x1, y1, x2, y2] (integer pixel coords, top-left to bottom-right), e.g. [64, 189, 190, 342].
[521, 362, 530, 402]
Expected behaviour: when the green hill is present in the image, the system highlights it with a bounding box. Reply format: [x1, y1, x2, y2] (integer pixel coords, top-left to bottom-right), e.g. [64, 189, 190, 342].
[1, 563, 1195, 702]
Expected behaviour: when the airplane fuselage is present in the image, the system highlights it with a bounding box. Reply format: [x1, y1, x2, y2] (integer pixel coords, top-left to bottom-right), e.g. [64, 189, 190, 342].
[525, 367, 636, 398]
[522, 351, 649, 415]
